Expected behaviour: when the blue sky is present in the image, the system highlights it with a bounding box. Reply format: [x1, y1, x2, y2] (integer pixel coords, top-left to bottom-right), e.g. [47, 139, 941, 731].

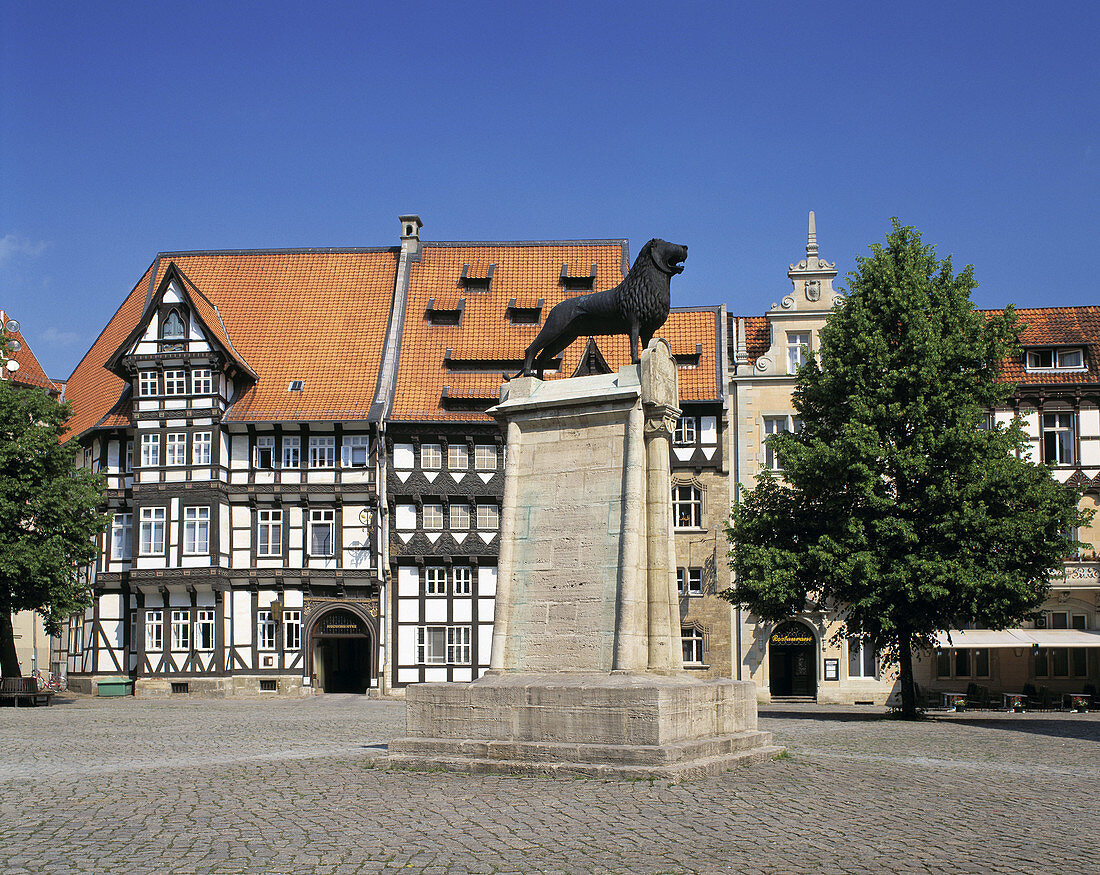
[2, 2, 1097, 378]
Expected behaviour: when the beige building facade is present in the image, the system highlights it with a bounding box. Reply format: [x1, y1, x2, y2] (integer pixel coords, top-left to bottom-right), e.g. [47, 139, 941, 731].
[727, 214, 901, 704]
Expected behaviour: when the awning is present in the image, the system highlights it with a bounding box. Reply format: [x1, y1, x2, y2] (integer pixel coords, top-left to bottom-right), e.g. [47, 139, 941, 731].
[935, 629, 1100, 648]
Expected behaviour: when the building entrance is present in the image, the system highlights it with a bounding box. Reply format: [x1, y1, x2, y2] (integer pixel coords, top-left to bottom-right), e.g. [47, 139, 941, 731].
[769, 621, 817, 699]
[310, 609, 374, 693]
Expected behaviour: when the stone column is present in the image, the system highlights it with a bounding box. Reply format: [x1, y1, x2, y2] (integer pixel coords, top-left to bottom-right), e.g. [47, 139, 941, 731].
[613, 400, 648, 672]
[644, 402, 682, 672]
[488, 418, 523, 672]
[640, 340, 683, 673]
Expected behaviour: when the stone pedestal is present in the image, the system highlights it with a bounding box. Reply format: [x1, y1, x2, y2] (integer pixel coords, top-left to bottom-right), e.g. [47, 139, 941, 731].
[389, 341, 777, 777]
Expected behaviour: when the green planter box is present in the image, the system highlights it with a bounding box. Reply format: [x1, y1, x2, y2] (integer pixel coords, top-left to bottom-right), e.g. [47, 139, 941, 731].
[97, 678, 134, 697]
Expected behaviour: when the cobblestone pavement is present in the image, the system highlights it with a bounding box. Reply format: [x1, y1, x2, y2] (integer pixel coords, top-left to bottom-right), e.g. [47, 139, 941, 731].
[2, 695, 1097, 874]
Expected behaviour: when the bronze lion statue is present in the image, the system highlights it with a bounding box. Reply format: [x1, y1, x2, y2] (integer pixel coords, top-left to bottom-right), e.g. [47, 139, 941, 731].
[514, 238, 687, 379]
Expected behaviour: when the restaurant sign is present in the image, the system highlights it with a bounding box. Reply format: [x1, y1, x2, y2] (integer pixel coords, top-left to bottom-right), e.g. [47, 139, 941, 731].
[770, 624, 814, 647]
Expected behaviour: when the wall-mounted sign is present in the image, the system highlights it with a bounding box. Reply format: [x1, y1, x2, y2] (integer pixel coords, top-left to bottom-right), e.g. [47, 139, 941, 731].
[824, 658, 839, 681]
[769, 622, 814, 647]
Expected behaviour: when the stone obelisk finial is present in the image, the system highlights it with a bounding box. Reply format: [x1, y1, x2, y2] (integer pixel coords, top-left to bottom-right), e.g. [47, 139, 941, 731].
[806, 210, 818, 263]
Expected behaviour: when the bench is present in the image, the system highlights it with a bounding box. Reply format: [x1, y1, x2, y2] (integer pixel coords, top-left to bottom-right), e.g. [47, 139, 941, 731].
[0, 676, 55, 706]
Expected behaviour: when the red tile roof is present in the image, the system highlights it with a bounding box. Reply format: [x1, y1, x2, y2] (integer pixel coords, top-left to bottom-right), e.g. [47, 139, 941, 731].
[995, 306, 1100, 386]
[65, 250, 399, 439]
[389, 242, 722, 422]
[0, 311, 61, 396]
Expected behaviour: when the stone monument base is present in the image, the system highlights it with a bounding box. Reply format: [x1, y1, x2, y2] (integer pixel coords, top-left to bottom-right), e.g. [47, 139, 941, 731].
[388, 673, 779, 779]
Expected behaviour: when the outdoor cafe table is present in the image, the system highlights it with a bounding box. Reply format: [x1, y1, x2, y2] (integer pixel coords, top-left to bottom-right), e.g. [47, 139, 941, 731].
[942, 692, 967, 708]
[1063, 692, 1091, 710]
[1003, 692, 1027, 710]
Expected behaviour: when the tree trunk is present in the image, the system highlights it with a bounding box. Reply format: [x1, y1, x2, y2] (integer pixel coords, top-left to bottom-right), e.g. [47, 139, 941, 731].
[0, 600, 23, 677]
[898, 633, 919, 720]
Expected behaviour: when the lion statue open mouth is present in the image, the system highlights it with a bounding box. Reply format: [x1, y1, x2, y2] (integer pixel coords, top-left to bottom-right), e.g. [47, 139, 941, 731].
[514, 238, 687, 379]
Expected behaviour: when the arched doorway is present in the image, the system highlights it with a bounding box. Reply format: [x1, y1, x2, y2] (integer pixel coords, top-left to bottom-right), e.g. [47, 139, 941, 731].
[309, 608, 375, 693]
[769, 621, 817, 699]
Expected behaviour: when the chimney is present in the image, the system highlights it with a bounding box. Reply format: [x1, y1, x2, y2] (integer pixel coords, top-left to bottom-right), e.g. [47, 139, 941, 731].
[399, 215, 422, 256]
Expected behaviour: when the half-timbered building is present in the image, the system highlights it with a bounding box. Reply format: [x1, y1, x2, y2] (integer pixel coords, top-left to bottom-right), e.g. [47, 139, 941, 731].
[62, 248, 399, 695]
[60, 218, 735, 696]
[380, 233, 732, 688]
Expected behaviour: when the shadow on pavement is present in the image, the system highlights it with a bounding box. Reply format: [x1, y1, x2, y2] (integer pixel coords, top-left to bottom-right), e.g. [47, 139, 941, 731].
[761, 708, 891, 723]
[936, 716, 1100, 743]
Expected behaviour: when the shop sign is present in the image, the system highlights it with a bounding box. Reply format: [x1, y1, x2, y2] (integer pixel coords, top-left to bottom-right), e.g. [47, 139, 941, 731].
[823, 658, 839, 681]
[770, 625, 814, 646]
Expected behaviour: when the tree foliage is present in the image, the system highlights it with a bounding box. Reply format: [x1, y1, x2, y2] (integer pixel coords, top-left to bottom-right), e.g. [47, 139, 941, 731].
[723, 220, 1090, 718]
[0, 379, 107, 677]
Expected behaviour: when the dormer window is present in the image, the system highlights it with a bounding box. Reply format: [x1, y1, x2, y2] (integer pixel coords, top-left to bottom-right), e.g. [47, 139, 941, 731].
[460, 264, 494, 292]
[1026, 347, 1085, 371]
[560, 263, 596, 291]
[506, 298, 543, 325]
[426, 298, 464, 326]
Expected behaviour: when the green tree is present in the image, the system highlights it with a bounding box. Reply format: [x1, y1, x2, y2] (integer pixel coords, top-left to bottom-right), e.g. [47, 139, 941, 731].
[0, 370, 107, 677]
[723, 220, 1090, 719]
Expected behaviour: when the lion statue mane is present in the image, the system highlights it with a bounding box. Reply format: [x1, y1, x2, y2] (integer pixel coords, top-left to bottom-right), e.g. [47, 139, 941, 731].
[515, 238, 688, 379]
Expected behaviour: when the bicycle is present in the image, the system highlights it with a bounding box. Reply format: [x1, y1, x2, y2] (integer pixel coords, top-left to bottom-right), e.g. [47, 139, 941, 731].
[31, 669, 64, 692]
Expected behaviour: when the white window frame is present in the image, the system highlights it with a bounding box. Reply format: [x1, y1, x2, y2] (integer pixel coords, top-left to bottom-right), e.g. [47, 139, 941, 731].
[309, 436, 336, 469]
[1026, 347, 1086, 372]
[192, 369, 213, 395]
[447, 444, 469, 470]
[257, 509, 283, 557]
[145, 610, 163, 651]
[163, 369, 187, 396]
[763, 416, 788, 470]
[183, 506, 210, 556]
[254, 435, 275, 469]
[1041, 412, 1076, 466]
[677, 567, 702, 596]
[447, 626, 472, 664]
[449, 503, 470, 531]
[192, 431, 211, 466]
[171, 610, 190, 652]
[425, 566, 447, 595]
[282, 436, 300, 469]
[343, 434, 369, 468]
[140, 433, 160, 468]
[422, 503, 444, 531]
[111, 512, 132, 560]
[309, 508, 335, 557]
[124, 441, 133, 474]
[474, 444, 497, 471]
[257, 610, 277, 651]
[139, 507, 166, 555]
[674, 416, 696, 446]
[672, 485, 703, 529]
[195, 609, 216, 652]
[452, 566, 472, 596]
[166, 432, 187, 466]
[421, 443, 442, 470]
[417, 626, 447, 664]
[283, 610, 302, 652]
[682, 627, 704, 665]
[138, 371, 158, 397]
[476, 502, 499, 531]
[787, 331, 810, 374]
[847, 635, 878, 679]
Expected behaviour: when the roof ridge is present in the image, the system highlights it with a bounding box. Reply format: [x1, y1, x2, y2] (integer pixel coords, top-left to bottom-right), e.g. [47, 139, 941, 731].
[157, 246, 399, 258]
[422, 239, 628, 248]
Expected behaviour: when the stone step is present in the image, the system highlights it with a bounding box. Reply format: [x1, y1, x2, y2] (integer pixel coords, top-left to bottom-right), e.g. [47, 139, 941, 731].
[389, 730, 776, 768]
[385, 743, 786, 781]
